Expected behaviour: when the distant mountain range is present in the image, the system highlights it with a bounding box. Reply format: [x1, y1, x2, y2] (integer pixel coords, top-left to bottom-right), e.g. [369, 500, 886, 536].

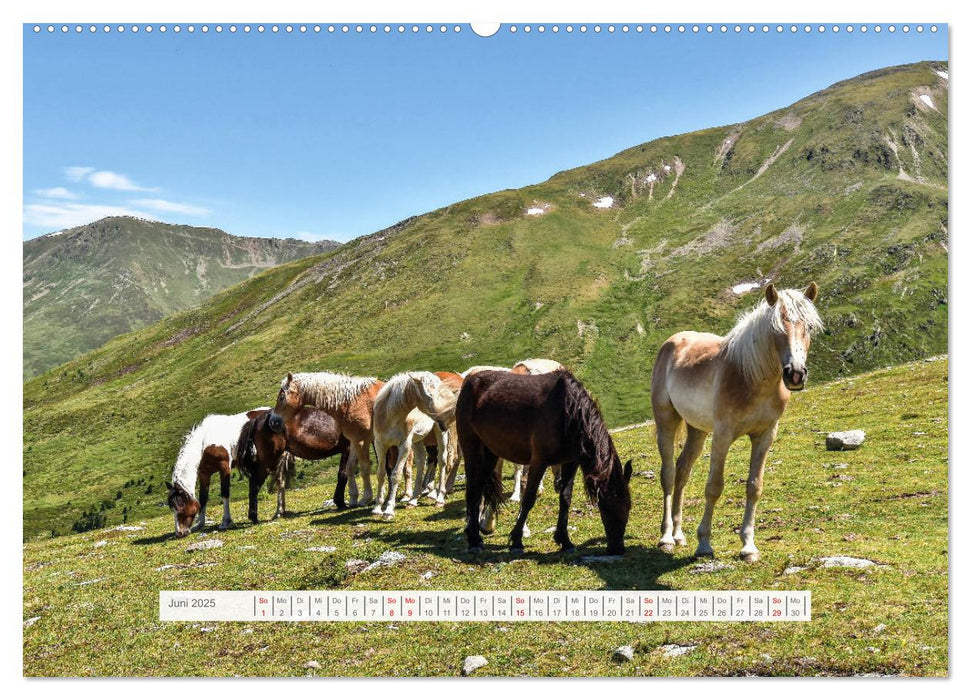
[24, 62, 948, 538]
[23, 217, 339, 377]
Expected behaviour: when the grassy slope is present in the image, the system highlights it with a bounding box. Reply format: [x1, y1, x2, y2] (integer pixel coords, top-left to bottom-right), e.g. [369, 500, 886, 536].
[23, 62, 948, 538]
[23, 358, 948, 676]
[23, 217, 339, 378]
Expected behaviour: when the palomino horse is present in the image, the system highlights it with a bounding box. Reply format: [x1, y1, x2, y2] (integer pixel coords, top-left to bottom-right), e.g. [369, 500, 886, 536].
[371, 371, 459, 519]
[426, 370, 464, 500]
[652, 282, 822, 562]
[457, 369, 632, 555]
[235, 406, 350, 522]
[166, 408, 267, 537]
[270, 372, 383, 507]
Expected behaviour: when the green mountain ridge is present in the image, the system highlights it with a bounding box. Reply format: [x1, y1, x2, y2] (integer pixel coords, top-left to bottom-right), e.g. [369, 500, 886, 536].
[23, 61, 948, 539]
[23, 217, 340, 377]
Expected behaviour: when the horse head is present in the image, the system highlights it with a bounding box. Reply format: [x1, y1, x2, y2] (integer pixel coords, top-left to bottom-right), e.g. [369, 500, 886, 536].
[166, 481, 199, 538]
[765, 282, 820, 391]
[598, 457, 633, 555]
[269, 372, 300, 432]
[407, 371, 458, 422]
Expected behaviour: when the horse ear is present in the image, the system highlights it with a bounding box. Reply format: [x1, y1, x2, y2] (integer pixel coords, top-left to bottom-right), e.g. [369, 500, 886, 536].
[164, 481, 173, 492]
[623, 459, 633, 483]
[286, 372, 293, 384]
[764, 283, 778, 306]
[804, 281, 819, 302]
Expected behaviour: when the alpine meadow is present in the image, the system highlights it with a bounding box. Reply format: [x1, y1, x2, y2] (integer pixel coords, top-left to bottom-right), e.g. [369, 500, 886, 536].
[23, 61, 947, 545]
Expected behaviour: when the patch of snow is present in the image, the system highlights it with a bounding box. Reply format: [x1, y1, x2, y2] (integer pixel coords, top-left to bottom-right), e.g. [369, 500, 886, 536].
[112, 525, 144, 532]
[645, 173, 657, 183]
[919, 94, 935, 109]
[526, 207, 546, 216]
[664, 164, 672, 171]
[732, 281, 762, 295]
[592, 196, 614, 209]
[936, 70, 948, 81]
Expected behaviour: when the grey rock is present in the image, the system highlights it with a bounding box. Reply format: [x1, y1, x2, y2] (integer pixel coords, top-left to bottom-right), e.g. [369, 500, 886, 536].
[659, 643, 698, 658]
[461, 655, 488, 676]
[826, 430, 865, 451]
[186, 539, 223, 552]
[818, 555, 880, 568]
[363, 550, 406, 572]
[690, 560, 733, 574]
[782, 565, 807, 575]
[305, 545, 337, 553]
[303, 660, 321, 669]
[611, 645, 635, 663]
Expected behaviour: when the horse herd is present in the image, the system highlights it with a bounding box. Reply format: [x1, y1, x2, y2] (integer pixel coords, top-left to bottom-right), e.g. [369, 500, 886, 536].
[166, 283, 821, 563]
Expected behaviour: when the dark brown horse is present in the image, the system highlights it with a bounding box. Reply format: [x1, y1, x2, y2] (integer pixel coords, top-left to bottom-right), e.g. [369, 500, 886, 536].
[235, 407, 350, 522]
[456, 369, 633, 555]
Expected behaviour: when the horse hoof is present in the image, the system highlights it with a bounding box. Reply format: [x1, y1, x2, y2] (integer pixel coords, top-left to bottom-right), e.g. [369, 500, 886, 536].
[740, 550, 760, 563]
[510, 546, 525, 555]
[435, 500, 445, 508]
[674, 536, 687, 547]
[468, 545, 484, 554]
[694, 548, 715, 559]
[383, 513, 395, 521]
[659, 542, 675, 554]
[370, 508, 383, 517]
[559, 544, 576, 554]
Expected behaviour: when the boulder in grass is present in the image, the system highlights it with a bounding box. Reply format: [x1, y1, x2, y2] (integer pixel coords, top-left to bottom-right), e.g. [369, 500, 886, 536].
[611, 645, 635, 663]
[186, 539, 223, 552]
[826, 430, 865, 451]
[461, 655, 488, 676]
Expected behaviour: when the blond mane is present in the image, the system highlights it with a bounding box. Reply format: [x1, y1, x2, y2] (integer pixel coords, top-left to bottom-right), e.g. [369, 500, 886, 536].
[287, 371, 378, 410]
[721, 289, 823, 383]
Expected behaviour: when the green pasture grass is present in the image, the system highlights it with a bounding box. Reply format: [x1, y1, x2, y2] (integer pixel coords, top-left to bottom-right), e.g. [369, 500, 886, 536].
[23, 358, 948, 677]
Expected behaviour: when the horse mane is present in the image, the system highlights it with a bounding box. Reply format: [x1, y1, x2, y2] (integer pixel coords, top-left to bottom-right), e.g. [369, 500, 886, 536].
[171, 409, 268, 492]
[721, 288, 824, 383]
[374, 372, 422, 416]
[559, 370, 618, 500]
[289, 372, 378, 410]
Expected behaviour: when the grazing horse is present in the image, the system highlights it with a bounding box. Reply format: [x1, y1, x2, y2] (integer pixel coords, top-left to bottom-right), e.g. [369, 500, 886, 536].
[166, 408, 267, 537]
[371, 372, 459, 519]
[270, 372, 383, 507]
[652, 282, 822, 562]
[457, 369, 633, 555]
[235, 406, 350, 522]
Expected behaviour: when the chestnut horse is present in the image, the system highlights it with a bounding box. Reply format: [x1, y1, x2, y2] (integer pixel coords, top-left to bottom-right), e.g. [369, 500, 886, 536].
[235, 406, 350, 522]
[457, 369, 632, 555]
[270, 372, 383, 507]
[652, 282, 822, 562]
[166, 408, 266, 537]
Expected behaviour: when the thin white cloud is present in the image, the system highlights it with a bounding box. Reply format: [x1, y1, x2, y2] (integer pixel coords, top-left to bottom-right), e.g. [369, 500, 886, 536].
[23, 202, 153, 231]
[34, 187, 78, 200]
[88, 170, 155, 192]
[130, 199, 210, 216]
[64, 166, 95, 182]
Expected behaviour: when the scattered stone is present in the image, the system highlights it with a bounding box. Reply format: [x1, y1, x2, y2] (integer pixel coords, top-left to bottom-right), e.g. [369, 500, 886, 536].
[543, 525, 576, 534]
[865, 646, 880, 653]
[200, 627, 215, 633]
[818, 555, 881, 569]
[186, 539, 223, 552]
[238, 545, 257, 550]
[420, 571, 435, 580]
[659, 643, 698, 658]
[243, 628, 254, 634]
[363, 550, 407, 572]
[874, 623, 888, 635]
[305, 546, 337, 553]
[78, 577, 107, 586]
[303, 660, 321, 669]
[782, 565, 807, 575]
[345, 559, 369, 575]
[579, 555, 624, 564]
[93, 540, 108, 548]
[826, 430, 865, 451]
[611, 645, 635, 663]
[497, 626, 510, 633]
[321, 499, 336, 508]
[461, 655, 488, 676]
[690, 560, 733, 574]
[112, 525, 145, 532]
[24, 616, 41, 628]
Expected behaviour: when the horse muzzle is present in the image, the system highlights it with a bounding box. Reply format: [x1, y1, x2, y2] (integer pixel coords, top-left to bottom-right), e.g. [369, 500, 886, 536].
[267, 413, 284, 433]
[783, 366, 807, 391]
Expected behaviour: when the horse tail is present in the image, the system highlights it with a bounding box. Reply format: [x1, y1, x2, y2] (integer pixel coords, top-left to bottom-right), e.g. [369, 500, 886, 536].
[234, 418, 259, 478]
[478, 450, 505, 516]
[560, 370, 614, 501]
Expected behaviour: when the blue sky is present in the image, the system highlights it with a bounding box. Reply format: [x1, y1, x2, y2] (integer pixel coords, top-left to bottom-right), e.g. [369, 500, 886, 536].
[22, 23, 947, 241]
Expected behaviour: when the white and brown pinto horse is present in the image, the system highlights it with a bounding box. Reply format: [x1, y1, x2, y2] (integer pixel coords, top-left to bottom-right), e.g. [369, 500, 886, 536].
[270, 372, 383, 507]
[166, 408, 267, 537]
[652, 282, 822, 562]
[371, 371, 459, 519]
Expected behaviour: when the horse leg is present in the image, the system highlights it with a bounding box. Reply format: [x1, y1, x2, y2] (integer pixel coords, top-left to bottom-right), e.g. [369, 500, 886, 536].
[553, 462, 579, 552]
[400, 448, 414, 503]
[371, 440, 389, 516]
[273, 454, 292, 519]
[358, 442, 374, 506]
[655, 406, 683, 552]
[407, 443, 428, 508]
[345, 447, 360, 507]
[248, 472, 266, 524]
[672, 426, 708, 546]
[696, 428, 734, 558]
[381, 445, 405, 519]
[194, 472, 211, 531]
[478, 458, 503, 534]
[445, 441, 461, 494]
[510, 462, 547, 553]
[434, 427, 448, 506]
[218, 470, 233, 530]
[510, 463, 523, 502]
[739, 425, 777, 563]
[333, 448, 349, 510]
[463, 440, 497, 552]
